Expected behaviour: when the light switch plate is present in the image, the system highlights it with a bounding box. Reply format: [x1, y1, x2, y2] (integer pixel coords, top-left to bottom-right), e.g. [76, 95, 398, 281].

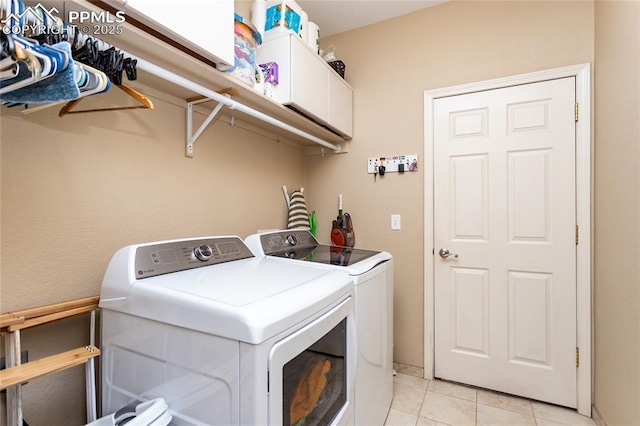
[391, 214, 401, 230]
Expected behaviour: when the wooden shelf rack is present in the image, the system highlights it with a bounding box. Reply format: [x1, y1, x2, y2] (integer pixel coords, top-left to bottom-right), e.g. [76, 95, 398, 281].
[0, 296, 101, 425]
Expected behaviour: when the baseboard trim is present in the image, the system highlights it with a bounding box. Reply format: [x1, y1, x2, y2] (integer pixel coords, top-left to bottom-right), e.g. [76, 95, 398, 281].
[592, 406, 606, 426]
[393, 362, 424, 378]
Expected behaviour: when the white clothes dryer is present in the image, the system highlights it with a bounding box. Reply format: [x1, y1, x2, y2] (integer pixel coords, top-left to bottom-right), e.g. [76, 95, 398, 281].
[99, 236, 357, 426]
[245, 230, 394, 426]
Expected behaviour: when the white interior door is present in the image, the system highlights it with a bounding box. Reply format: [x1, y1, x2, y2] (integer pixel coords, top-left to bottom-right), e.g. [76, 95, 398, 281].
[433, 77, 577, 407]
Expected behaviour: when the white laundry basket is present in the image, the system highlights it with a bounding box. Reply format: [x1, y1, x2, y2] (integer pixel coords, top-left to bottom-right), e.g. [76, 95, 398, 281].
[86, 398, 172, 426]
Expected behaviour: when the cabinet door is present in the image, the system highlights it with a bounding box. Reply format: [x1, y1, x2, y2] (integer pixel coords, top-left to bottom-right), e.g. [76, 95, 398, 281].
[328, 73, 353, 137]
[290, 35, 329, 123]
[119, 0, 235, 69]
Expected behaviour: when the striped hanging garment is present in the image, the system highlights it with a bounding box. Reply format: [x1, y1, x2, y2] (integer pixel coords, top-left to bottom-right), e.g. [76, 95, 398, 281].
[287, 189, 310, 230]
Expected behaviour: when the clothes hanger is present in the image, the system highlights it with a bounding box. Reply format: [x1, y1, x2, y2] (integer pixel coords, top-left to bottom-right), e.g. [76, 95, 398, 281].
[11, 61, 89, 114]
[0, 36, 75, 97]
[3, 0, 20, 29]
[14, 36, 63, 75]
[60, 33, 154, 116]
[0, 33, 17, 68]
[0, 47, 43, 94]
[0, 64, 18, 80]
[0, 3, 153, 115]
[0, 27, 26, 72]
[58, 80, 154, 116]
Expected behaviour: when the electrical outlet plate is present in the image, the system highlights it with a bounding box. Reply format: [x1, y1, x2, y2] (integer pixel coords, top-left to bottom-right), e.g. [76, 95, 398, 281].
[368, 154, 418, 174]
[391, 214, 401, 230]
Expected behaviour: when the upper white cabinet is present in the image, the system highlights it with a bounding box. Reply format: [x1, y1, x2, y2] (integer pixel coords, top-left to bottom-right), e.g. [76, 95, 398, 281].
[257, 33, 353, 138]
[103, 0, 235, 70]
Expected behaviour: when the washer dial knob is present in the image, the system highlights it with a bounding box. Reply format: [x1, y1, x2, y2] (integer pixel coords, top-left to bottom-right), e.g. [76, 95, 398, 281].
[285, 250, 297, 258]
[285, 234, 298, 246]
[194, 244, 213, 261]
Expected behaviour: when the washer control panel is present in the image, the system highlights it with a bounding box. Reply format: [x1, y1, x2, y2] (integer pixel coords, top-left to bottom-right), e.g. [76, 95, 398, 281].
[134, 236, 254, 279]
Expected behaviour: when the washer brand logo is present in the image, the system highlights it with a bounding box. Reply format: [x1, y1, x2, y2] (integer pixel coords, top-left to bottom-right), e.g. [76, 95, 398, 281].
[138, 269, 154, 275]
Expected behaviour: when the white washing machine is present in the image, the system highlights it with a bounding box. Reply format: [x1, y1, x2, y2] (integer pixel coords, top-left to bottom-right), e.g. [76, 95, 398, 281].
[99, 236, 357, 426]
[245, 230, 393, 426]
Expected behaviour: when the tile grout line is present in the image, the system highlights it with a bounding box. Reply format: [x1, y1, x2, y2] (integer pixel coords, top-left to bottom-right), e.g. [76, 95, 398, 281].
[414, 380, 429, 426]
[413, 378, 429, 426]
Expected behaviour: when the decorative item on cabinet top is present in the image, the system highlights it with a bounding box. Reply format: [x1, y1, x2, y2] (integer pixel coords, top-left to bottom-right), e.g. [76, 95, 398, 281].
[328, 60, 346, 79]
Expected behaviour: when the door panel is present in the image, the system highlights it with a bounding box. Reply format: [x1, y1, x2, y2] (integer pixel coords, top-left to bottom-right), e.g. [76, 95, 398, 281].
[508, 271, 552, 366]
[451, 154, 489, 240]
[450, 267, 489, 357]
[508, 149, 551, 241]
[434, 77, 577, 408]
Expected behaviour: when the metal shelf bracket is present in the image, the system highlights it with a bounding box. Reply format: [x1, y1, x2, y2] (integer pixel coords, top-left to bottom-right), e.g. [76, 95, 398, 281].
[186, 95, 229, 158]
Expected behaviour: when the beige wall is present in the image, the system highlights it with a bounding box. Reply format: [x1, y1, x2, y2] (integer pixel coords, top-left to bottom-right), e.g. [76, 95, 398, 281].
[0, 89, 305, 424]
[306, 0, 594, 369]
[593, 1, 640, 424]
[5, 1, 640, 424]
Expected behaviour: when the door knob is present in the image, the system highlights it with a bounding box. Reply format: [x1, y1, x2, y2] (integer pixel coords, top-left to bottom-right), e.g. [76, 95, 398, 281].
[439, 248, 458, 259]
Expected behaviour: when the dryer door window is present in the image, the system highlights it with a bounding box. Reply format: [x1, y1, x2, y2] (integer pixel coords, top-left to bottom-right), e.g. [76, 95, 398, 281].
[283, 318, 346, 425]
[268, 298, 355, 426]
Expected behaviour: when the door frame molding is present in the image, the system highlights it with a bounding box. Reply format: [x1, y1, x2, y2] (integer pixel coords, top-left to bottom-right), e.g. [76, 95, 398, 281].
[423, 63, 592, 415]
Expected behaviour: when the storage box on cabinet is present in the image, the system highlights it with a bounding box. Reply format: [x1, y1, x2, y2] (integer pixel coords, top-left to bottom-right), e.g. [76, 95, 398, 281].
[257, 33, 353, 137]
[103, 0, 235, 70]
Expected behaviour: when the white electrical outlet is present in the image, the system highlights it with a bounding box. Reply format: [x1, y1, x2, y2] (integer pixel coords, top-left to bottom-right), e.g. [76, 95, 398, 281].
[391, 214, 401, 230]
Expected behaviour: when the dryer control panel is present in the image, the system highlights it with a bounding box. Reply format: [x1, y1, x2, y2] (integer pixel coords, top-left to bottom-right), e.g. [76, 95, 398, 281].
[134, 236, 254, 279]
[259, 230, 319, 255]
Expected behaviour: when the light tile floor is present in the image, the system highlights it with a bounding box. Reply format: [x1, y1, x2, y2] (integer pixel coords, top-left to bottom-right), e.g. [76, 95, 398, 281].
[385, 374, 596, 426]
